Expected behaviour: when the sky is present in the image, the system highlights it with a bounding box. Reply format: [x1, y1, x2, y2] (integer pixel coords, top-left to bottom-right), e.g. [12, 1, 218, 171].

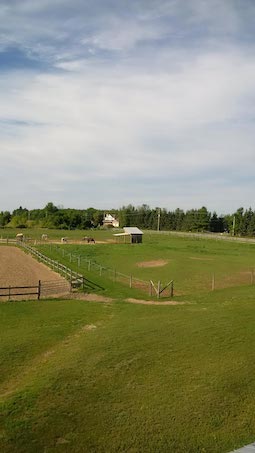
[1, 0, 255, 214]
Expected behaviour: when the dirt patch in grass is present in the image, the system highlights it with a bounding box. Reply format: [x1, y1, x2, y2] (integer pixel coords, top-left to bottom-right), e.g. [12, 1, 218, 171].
[126, 298, 189, 306]
[82, 324, 97, 331]
[67, 293, 114, 303]
[189, 257, 214, 261]
[136, 259, 169, 268]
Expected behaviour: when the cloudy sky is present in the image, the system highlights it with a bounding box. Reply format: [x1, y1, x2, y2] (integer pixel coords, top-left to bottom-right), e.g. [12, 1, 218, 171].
[1, 0, 255, 213]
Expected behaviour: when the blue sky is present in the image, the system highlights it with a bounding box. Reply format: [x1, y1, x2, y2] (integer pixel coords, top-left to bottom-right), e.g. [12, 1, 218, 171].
[1, 0, 255, 213]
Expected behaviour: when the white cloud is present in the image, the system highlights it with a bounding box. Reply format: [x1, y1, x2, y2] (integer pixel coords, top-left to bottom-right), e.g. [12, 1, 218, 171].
[1, 1, 255, 211]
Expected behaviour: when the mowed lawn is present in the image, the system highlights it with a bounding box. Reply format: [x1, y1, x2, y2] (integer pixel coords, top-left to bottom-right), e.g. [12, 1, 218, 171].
[1, 288, 255, 452]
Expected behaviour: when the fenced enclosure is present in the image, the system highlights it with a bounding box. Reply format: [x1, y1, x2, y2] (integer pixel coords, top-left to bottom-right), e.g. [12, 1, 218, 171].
[1, 239, 173, 298]
[2, 233, 254, 297]
[44, 242, 255, 296]
[18, 242, 102, 293]
[39, 244, 174, 297]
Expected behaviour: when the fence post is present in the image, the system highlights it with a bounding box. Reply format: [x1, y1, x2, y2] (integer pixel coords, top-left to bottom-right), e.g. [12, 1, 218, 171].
[170, 281, 174, 298]
[38, 280, 41, 300]
[100, 266, 102, 276]
[8, 285, 11, 301]
[149, 281, 152, 296]
[212, 273, 215, 291]
[70, 270, 72, 292]
[78, 256, 81, 267]
[157, 281, 161, 299]
[88, 260, 91, 271]
[250, 270, 254, 285]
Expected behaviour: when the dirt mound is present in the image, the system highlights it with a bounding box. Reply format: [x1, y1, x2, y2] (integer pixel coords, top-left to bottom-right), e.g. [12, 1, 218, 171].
[136, 259, 169, 268]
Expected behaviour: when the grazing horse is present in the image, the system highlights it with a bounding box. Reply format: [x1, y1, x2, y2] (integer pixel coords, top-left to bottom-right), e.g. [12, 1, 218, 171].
[82, 236, 95, 243]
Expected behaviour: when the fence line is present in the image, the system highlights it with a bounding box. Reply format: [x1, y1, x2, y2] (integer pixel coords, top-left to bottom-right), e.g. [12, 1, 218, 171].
[0, 280, 77, 301]
[46, 244, 156, 294]
[147, 230, 255, 244]
[18, 242, 102, 292]
[0, 237, 174, 298]
[39, 244, 173, 298]
[0, 238, 16, 244]
[0, 282, 41, 300]
[2, 237, 255, 296]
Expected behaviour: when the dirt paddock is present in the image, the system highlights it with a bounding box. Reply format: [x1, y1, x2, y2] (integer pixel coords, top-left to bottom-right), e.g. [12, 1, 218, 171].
[0, 246, 68, 299]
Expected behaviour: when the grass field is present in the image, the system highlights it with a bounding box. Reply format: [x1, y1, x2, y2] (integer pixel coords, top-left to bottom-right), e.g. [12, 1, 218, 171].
[1, 230, 255, 452]
[35, 231, 255, 296]
[1, 287, 255, 452]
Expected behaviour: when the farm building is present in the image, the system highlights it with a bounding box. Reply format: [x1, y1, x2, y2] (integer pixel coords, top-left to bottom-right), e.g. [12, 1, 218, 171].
[114, 227, 143, 244]
[103, 213, 119, 228]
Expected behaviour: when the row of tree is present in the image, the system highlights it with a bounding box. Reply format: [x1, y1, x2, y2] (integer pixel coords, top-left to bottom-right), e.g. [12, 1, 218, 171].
[0, 203, 255, 236]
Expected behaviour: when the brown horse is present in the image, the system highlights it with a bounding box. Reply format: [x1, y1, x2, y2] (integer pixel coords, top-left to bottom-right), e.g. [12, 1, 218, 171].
[82, 236, 95, 243]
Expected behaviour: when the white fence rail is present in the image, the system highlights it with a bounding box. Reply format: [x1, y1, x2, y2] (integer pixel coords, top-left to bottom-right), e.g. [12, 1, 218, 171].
[17, 242, 92, 291]
[42, 244, 174, 297]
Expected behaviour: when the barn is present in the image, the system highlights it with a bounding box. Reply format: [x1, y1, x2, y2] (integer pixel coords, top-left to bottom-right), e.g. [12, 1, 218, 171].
[114, 227, 143, 244]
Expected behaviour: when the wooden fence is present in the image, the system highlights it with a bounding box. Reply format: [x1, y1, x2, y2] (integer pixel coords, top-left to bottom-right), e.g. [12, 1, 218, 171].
[50, 244, 151, 293]
[0, 280, 76, 301]
[0, 238, 16, 244]
[18, 242, 102, 292]
[0, 238, 174, 298]
[0, 282, 41, 300]
[41, 244, 174, 298]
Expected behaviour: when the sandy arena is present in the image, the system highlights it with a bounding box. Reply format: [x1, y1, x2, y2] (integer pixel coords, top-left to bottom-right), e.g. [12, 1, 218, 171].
[0, 246, 67, 287]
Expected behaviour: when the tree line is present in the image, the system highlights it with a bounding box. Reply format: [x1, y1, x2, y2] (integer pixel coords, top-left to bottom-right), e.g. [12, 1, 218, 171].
[1, 203, 255, 236]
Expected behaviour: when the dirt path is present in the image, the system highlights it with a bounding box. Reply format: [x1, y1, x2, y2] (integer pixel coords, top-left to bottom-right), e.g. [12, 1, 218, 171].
[126, 298, 189, 306]
[0, 246, 66, 286]
[136, 259, 169, 268]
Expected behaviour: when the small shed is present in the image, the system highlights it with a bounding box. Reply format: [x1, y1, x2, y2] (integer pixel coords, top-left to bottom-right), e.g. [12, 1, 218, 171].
[114, 227, 143, 244]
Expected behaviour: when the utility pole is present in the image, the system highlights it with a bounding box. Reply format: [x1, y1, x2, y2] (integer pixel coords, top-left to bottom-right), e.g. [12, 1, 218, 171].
[232, 215, 236, 236]
[157, 208, 161, 232]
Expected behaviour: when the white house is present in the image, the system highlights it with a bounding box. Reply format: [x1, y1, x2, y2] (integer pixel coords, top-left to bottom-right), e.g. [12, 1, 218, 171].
[103, 213, 119, 228]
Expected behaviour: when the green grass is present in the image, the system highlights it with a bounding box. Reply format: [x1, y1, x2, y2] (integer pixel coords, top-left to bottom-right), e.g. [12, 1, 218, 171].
[1, 231, 255, 451]
[1, 288, 255, 452]
[0, 227, 114, 242]
[37, 232, 255, 297]
[2, 227, 255, 295]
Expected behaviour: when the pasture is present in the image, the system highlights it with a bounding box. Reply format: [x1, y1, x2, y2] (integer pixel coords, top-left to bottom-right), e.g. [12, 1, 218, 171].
[1, 230, 255, 452]
[35, 231, 255, 296]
